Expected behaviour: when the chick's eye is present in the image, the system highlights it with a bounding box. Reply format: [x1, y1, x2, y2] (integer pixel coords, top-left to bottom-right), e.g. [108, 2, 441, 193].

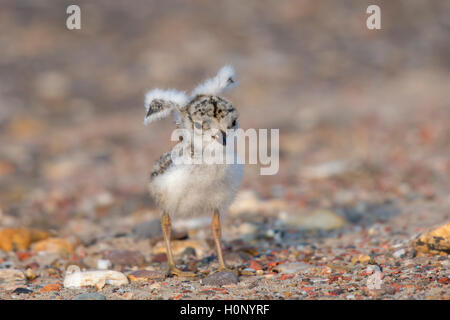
[194, 122, 202, 129]
[231, 119, 237, 127]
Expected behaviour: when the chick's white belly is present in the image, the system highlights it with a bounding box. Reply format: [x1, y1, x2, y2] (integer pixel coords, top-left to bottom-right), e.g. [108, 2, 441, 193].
[149, 163, 243, 217]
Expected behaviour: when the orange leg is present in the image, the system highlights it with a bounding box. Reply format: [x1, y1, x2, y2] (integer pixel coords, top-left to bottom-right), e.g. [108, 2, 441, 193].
[161, 212, 196, 277]
[211, 210, 229, 271]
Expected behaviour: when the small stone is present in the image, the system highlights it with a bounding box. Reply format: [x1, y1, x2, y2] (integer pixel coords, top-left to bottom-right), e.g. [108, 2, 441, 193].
[0, 228, 51, 251]
[16, 251, 32, 261]
[274, 262, 312, 274]
[351, 255, 371, 264]
[97, 259, 112, 270]
[241, 268, 255, 275]
[72, 293, 107, 300]
[104, 250, 145, 267]
[0, 269, 25, 281]
[32, 238, 74, 257]
[25, 262, 39, 270]
[249, 261, 263, 270]
[393, 249, 406, 258]
[34, 253, 60, 267]
[40, 283, 62, 293]
[24, 268, 37, 280]
[12, 287, 33, 294]
[413, 223, 450, 256]
[128, 270, 165, 282]
[149, 282, 161, 290]
[203, 271, 239, 286]
[366, 265, 381, 274]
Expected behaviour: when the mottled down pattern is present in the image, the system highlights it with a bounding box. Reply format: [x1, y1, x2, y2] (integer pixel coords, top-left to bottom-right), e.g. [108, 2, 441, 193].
[150, 151, 173, 179]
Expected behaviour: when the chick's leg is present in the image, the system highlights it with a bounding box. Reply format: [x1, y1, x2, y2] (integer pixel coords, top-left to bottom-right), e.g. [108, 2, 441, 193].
[161, 212, 196, 277]
[212, 210, 229, 271]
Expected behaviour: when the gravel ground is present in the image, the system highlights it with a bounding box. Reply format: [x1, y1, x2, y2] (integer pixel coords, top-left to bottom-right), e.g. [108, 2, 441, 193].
[0, 1, 449, 300]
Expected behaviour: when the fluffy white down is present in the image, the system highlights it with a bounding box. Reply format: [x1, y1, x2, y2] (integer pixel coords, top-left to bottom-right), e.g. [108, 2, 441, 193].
[149, 161, 243, 218]
[144, 88, 189, 125]
[191, 65, 237, 97]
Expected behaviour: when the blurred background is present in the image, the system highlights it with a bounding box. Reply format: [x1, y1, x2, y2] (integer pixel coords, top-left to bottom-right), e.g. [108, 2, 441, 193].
[0, 0, 449, 235]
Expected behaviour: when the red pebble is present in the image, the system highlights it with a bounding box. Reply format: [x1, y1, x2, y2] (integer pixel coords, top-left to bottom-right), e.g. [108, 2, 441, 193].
[40, 283, 62, 293]
[438, 277, 450, 284]
[250, 261, 263, 271]
[16, 251, 31, 261]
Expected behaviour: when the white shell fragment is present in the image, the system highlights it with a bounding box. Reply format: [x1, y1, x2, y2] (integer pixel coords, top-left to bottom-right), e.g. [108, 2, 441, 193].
[63, 265, 128, 290]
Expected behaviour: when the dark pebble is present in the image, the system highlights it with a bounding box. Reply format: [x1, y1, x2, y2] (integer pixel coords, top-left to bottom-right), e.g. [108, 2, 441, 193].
[203, 271, 239, 286]
[12, 287, 33, 294]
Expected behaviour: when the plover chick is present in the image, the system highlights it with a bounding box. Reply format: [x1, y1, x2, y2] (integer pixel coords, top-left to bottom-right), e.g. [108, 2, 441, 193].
[144, 66, 243, 277]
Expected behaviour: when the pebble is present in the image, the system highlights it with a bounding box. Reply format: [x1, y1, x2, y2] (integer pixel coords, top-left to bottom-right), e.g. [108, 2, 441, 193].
[242, 268, 255, 275]
[366, 265, 381, 273]
[393, 249, 406, 258]
[351, 255, 371, 264]
[40, 283, 62, 293]
[274, 262, 312, 274]
[104, 250, 145, 267]
[0, 269, 25, 281]
[63, 265, 129, 290]
[97, 259, 112, 270]
[24, 268, 37, 280]
[72, 293, 107, 300]
[202, 271, 239, 286]
[128, 270, 165, 282]
[149, 282, 161, 290]
[32, 237, 74, 257]
[413, 222, 450, 255]
[34, 253, 60, 267]
[0, 227, 51, 251]
[12, 287, 33, 294]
